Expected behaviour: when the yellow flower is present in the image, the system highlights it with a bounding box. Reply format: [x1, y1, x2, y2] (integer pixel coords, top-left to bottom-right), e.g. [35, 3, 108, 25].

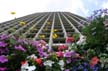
[52, 29, 58, 33]
[11, 12, 16, 15]
[53, 29, 58, 32]
[19, 21, 26, 26]
[39, 35, 45, 38]
[52, 33, 58, 39]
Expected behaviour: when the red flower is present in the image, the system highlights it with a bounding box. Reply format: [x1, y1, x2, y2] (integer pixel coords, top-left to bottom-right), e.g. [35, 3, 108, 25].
[21, 60, 27, 65]
[90, 56, 99, 67]
[35, 58, 42, 65]
[66, 37, 75, 43]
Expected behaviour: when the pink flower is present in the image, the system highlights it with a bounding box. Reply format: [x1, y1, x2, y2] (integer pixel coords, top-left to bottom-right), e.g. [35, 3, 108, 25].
[56, 51, 64, 57]
[0, 67, 7, 71]
[66, 37, 75, 43]
[58, 45, 67, 51]
[39, 40, 46, 46]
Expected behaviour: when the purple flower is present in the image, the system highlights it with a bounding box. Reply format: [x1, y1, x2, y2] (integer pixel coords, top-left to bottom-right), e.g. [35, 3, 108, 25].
[83, 62, 89, 67]
[64, 51, 72, 58]
[78, 65, 84, 69]
[0, 48, 8, 54]
[39, 52, 48, 58]
[17, 38, 29, 44]
[37, 47, 43, 52]
[87, 16, 93, 22]
[0, 55, 8, 63]
[80, 20, 86, 25]
[0, 41, 7, 47]
[64, 51, 75, 58]
[31, 40, 39, 47]
[15, 45, 26, 52]
[64, 69, 70, 71]
[93, 10, 98, 15]
[37, 47, 48, 57]
[66, 58, 71, 64]
[0, 67, 7, 71]
[103, 8, 108, 13]
[90, 65, 99, 71]
[84, 68, 88, 71]
[0, 34, 8, 40]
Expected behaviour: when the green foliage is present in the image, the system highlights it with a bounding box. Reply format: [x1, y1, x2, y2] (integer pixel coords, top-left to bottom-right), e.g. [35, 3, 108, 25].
[82, 16, 108, 54]
[73, 33, 80, 42]
[83, 17, 108, 45]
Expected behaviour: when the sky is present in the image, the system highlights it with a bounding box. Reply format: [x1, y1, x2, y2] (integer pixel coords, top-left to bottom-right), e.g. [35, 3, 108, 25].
[0, 0, 108, 23]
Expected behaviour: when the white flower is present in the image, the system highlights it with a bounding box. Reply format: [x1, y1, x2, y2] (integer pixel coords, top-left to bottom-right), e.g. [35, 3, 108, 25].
[21, 62, 36, 71]
[58, 60, 64, 67]
[43, 60, 54, 67]
[27, 54, 37, 59]
[76, 35, 86, 45]
[58, 60, 65, 70]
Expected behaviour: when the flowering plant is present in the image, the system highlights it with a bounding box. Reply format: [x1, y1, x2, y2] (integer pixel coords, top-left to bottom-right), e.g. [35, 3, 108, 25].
[0, 34, 92, 71]
[39, 34, 45, 39]
[19, 21, 26, 26]
[0, 9, 108, 71]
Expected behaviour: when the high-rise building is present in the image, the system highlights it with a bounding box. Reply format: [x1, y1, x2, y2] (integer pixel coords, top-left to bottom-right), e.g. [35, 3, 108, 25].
[0, 12, 88, 48]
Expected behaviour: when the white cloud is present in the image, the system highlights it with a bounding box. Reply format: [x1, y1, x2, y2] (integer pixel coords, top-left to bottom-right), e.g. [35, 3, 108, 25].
[102, 1, 108, 9]
[0, 0, 88, 23]
[64, 0, 88, 17]
[45, 0, 69, 12]
[0, 0, 51, 23]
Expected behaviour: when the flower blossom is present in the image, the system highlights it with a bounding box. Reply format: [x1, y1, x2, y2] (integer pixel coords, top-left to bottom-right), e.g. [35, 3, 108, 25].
[58, 45, 67, 51]
[15, 45, 26, 52]
[0, 67, 7, 71]
[21, 61, 36, 71]
[0, 41, 7, 47]
[66, 37, 75, 43]
[35, 58, 42, 65]
[43, 60, 54, 67]
[58, 60, 65, 70]
[0, 55, 8, 63]
[56, 51, 64, 57]
[90, 56, 99, 67]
